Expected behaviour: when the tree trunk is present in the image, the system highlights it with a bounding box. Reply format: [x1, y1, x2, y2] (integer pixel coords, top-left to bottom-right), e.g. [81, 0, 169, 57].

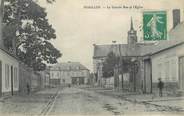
[121, 74, 124, 89]
[0, 0, 4, 48]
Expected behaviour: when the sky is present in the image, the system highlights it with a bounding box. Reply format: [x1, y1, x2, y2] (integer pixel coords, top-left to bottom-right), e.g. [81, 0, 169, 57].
[39, 0, 184, 72]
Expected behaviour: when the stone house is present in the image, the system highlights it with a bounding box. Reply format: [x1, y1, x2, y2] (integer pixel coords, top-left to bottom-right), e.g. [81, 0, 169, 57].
[49, 62, 90, 86]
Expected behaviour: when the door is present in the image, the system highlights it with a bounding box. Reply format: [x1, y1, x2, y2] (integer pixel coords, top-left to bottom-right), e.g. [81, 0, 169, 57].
[72, 77, 77, 85]
[179, 56, 184, 90]
[79, 77, 84, 85]
[0, 61, 2, 97]
[11, 66, 13, 95]
[144, 59, 152, 93]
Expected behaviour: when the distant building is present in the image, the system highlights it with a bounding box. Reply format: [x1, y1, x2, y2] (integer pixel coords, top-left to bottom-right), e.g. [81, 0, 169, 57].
[49, 62, 90, 86]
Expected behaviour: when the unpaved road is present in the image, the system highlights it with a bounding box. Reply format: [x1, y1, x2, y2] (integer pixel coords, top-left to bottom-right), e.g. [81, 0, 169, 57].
[0, 87, 181, 115]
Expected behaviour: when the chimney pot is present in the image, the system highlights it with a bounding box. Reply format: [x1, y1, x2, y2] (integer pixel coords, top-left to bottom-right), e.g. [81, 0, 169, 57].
[173, 9, 180, 28]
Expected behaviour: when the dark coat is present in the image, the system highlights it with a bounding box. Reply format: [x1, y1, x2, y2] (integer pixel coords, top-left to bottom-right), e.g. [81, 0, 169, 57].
[157, 81, 164, 89]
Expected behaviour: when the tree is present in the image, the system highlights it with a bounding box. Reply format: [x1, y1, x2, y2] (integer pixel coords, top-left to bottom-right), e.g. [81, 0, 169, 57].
[102, 52, 119, 78]
[120, 57, 139, 90]
[46, 0, 55, 4]
[102, 51, 140, 89]
[2, 0, 62, 71]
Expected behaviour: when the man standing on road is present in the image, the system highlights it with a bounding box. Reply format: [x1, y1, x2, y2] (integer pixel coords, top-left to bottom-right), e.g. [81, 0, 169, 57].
[27, 83, 30, 95]
[157, 78, 164, 97]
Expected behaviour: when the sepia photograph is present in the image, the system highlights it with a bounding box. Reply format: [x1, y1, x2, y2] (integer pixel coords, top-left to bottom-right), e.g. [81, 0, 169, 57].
[0, 0, 184, 115]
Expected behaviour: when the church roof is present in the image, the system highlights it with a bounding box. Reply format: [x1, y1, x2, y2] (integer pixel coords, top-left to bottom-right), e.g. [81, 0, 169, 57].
[93, 43, 154, 58]
[50, 62, 89, 71]
[130, 17, 134, 30]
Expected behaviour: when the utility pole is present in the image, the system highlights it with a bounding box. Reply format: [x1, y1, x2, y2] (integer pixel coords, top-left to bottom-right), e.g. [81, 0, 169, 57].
[118, 44, 123, 90]
[97, 62, 100, 87]
[59, 67, 61, 87]
[112, 41, 119, 90]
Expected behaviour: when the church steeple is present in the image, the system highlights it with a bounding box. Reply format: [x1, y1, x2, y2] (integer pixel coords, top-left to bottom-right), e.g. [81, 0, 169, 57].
[127, 17, 137, 44]
[130, 17, 134, 30]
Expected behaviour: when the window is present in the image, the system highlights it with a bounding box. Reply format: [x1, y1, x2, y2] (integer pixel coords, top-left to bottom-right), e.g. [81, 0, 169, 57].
[5, 64, 10, 89]
[61, 71, 63, 76]
[72, 71, 75, 76]
[171, 59, 176, 81]
[78, 72, 81, 76]
[158, 63, 162, 79]
[83, 71, 86, 75]
[77, 66, 80, 70]
[81, 71, 84, 76]
[14, 67, 18, 88]
[57, 72, 59, 77]
[76, 71, 78, 76]
[52, 72, 54, 78]
[74, 72, 77, 76]
[67, 71, 70, 76]
[165, 62, 169, 82]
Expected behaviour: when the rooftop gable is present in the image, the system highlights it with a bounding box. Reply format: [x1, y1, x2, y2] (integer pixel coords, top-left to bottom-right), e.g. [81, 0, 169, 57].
[51, 62, 89, 71]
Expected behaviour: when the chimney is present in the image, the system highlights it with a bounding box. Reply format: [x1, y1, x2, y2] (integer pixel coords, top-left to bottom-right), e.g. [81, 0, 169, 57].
[173, 9, 180, 28]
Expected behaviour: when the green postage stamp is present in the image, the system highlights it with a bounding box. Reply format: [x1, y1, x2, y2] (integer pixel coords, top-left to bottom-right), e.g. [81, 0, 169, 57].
[143, 11, 167, 40]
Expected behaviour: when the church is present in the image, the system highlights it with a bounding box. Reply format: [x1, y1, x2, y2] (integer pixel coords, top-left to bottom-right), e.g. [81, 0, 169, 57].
[93, 17, 154, 93]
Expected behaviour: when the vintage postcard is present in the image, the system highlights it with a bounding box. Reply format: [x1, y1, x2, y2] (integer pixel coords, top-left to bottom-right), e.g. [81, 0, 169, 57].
[0, 0, 184, 116]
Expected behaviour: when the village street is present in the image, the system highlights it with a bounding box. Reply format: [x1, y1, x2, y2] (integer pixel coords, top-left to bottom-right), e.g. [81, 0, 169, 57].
[1, 86, 184, 115]
[48, 87, 184, 115]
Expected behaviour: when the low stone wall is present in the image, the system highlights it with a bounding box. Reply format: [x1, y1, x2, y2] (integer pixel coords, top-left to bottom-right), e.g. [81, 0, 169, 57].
[2, 91, 19, 97]
[19, 63, 42, 94]
[152, 82, 179, 96]
[50, 79, 60, 87]
[19, 63, 32, 95]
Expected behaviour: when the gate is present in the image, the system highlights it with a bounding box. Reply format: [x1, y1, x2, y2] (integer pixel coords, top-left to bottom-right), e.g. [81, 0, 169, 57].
[144, 59, 152, 93]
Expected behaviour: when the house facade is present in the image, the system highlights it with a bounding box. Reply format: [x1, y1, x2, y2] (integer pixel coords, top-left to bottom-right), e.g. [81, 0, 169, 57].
[49, 62, 90, 86]
[0, 49, 19, 96]
[151, 22, 184, 92]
